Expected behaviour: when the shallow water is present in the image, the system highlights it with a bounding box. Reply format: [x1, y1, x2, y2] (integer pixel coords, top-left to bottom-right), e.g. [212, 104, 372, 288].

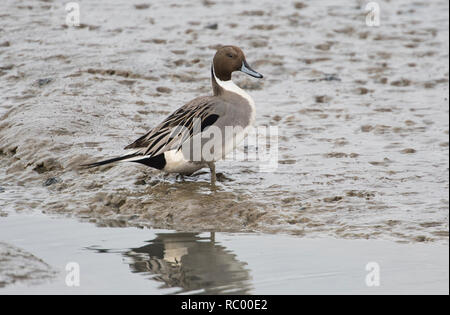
[0, 1, 449, 246]
[0, 212, 448, 294]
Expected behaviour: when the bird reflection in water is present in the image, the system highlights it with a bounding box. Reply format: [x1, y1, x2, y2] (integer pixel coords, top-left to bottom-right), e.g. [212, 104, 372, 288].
[124, 232, 252, 294]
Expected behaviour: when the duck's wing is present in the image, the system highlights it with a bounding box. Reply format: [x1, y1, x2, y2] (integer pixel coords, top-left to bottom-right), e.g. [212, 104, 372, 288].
[125, 96, 223, 157]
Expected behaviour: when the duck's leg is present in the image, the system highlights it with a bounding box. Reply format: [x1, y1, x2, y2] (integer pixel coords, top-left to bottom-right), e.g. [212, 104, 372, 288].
[207, 162, 216, 185]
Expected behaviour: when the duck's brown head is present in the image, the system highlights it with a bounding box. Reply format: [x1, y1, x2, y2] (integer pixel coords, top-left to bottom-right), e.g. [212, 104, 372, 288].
[213, 45, 263, 81]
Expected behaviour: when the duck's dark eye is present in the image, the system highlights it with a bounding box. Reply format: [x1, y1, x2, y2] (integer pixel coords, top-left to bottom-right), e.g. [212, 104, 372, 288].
[226, 53, 234, 58]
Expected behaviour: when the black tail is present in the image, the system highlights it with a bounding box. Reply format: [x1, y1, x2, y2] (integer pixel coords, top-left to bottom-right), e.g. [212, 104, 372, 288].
[81, 154, 137, 168]
[81, 153, 166, 170]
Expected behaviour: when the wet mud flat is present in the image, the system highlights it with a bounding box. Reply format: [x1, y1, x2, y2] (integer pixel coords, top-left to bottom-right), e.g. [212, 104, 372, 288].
[0, 0, 449, 247]
[0, 212, 448, 294]
[0, 241, 56, 289]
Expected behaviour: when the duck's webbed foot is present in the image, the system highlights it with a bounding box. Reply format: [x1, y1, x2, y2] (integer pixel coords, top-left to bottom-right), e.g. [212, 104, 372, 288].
[207, 162, 216, 186]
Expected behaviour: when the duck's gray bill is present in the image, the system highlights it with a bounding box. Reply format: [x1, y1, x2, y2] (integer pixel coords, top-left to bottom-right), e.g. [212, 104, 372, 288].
[241, 60, 263, 78]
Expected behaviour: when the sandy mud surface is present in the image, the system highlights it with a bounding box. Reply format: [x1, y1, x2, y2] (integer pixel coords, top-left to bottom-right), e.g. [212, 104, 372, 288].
[0, 0, 449, 243]
[0, 241, 56, 288]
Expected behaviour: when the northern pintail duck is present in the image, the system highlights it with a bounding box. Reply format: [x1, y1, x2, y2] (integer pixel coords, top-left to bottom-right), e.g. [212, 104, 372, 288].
[84, 45, 263, 184]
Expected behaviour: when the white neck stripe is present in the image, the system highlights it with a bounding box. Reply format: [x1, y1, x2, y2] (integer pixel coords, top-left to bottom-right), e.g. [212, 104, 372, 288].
[212, 66, 255, 107]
